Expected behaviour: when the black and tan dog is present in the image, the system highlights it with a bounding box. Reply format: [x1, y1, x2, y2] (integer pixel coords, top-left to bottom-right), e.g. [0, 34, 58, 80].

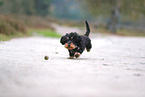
[60, 21, 92, 59]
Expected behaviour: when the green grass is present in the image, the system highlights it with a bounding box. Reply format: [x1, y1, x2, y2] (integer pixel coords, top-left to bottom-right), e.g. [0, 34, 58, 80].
[0, 34, 10, 41]
[117, 29, 145, 36]
[28, 28, 61, 38]
[0, 28, 60, 41]
[0, 31, 32, 41]
[92, 28, 145, 37]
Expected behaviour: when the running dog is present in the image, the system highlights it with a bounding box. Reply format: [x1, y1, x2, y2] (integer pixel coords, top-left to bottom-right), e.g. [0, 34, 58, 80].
[60, 21, 92, 59]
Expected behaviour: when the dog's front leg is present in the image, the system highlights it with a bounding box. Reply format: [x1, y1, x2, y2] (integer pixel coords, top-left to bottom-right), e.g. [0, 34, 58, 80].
[74, 46, 84, 58]
[68, 50, 75, 59]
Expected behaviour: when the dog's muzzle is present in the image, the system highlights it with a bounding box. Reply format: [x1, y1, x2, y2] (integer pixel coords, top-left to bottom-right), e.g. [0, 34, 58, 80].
[65, 42, 77, 50]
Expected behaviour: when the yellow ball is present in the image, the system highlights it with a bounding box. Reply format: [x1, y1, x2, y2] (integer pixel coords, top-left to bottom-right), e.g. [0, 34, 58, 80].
[44, 56, 49, 60]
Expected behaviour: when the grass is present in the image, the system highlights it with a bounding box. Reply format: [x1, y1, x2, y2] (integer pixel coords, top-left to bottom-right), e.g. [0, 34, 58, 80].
[0, 28, 60, 41]
[0, 15, 61, 41]
[0, 31, 32, 41]
[92, 27, 145, 37]
[28, 28, 61, 38]
[117, 29, 145, 36]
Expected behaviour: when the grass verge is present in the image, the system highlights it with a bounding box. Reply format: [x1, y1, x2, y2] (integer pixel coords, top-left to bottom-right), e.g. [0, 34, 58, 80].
[0, 28, 60, 41]
[92, 28, 145, 37]
[0, 32, 32, 41]
[28, 28, 61, 38]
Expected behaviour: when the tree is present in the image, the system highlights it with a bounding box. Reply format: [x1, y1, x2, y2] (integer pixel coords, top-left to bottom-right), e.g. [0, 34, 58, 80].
[34, 0, 51, 16]
[79, 0, 145, 33]
[0, 0, 3, 6]
[0, 0, 35, 15]
[21, 0, 35, 15]
[106, 7, 119, 33]
[0, 0, 51, 16]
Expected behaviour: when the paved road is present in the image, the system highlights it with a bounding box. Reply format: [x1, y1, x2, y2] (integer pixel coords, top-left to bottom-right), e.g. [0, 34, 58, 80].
[0, 34, 145, 97]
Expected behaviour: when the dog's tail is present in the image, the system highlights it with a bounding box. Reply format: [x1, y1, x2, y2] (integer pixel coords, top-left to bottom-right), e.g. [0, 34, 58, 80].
[84, 20, 90, 36]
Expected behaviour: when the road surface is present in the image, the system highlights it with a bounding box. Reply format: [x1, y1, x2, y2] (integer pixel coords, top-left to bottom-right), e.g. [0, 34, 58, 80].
[0, 26, 145, 97]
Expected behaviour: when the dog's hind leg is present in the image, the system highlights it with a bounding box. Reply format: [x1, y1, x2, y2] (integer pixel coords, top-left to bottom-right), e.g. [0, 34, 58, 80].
[86, 42, 92, 52]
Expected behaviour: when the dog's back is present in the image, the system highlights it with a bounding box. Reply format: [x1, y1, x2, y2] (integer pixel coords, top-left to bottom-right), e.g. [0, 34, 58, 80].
[80, 35, 91, 48]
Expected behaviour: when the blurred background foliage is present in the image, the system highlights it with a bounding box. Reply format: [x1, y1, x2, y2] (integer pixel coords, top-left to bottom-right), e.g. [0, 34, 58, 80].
[0, 0, 145, 40]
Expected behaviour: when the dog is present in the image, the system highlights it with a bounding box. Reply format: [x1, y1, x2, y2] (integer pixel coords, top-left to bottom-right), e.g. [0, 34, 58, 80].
[60, 20, 92, 59]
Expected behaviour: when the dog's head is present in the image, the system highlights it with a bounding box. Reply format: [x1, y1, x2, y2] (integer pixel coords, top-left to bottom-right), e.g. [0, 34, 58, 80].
[60, 32, 82, 50]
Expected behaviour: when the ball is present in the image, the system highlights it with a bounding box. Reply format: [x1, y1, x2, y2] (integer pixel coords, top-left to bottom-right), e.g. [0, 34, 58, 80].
[44, 56, 49, 60]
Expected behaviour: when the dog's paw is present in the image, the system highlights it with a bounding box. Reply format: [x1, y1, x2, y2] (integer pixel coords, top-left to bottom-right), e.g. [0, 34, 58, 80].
[74, 52, 80, 58]
[86, 49, 91, 52]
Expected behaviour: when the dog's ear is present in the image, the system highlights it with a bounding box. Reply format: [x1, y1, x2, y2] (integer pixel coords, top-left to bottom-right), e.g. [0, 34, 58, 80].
[60, 36, 67, 45]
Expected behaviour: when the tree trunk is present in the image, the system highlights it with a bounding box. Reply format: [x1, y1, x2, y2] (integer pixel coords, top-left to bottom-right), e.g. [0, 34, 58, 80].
[106, 7, 120, 33]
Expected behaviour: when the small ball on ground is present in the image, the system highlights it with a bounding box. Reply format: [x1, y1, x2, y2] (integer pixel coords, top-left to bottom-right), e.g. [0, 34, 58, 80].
[44, 56, 49, 60]
[55, 52, 59, 54]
